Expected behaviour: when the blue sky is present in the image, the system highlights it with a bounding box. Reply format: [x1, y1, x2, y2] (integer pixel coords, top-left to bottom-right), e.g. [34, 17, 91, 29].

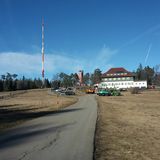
[0, 0, 160, 79]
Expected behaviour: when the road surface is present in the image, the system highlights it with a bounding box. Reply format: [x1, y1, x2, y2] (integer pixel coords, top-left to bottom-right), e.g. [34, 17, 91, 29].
[0, 94, 97, 160]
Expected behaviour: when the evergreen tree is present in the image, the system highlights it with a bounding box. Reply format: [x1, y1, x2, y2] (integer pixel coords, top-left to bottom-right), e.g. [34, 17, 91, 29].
[91, 68, 102, 84]
[83, 73, 90, 85]
[136, 64, 146, 80]
[144, 66, 154, 85]
[4, 73, 13, 91]
[16, 80, 23, 90]
[45, 79, 51, 88]
[51, 80, 60, 89]
[0, 79, 3, 91]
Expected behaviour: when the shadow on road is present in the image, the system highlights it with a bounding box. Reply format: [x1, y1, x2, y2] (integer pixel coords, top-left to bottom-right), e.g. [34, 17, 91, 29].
[0, 107, 83, 123]
[0, 106, 83, 132]
[0, 122, 75, 150]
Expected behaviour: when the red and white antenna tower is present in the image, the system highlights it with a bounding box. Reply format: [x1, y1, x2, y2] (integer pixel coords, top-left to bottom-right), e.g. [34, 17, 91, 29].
[42, 18, 45, 87]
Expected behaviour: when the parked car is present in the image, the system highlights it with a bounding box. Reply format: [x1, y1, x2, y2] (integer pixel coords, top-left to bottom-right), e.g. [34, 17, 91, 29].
[56, 88, 66, 93]
[65, 87, 75, 95]
[97, 89, 111, 96]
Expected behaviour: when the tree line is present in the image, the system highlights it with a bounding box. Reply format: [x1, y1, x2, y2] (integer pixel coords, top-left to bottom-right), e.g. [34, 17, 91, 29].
[135, 64, 160, 85]
[52, 64, 160, 89]
[0, 73, 51, 92]
[51, 68, 104, 89]
[1, 64, 160, 92]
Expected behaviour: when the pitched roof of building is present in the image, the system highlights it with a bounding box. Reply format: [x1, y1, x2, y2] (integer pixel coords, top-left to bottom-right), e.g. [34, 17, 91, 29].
[102, 67, 134, 78]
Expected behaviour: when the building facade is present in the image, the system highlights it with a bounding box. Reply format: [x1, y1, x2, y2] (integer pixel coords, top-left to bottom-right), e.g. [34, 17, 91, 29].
[98, 68, 147, 89]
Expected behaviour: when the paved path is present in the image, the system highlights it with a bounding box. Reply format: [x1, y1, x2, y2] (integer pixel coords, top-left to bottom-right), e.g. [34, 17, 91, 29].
[0, 95, 97, 160]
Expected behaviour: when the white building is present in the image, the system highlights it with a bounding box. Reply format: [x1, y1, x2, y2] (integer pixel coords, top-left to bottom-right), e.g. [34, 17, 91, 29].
[99, 67, 147, 89]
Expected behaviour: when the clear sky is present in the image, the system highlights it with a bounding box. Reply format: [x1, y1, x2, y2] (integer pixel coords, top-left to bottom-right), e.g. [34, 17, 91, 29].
[0, 0, 160, 79]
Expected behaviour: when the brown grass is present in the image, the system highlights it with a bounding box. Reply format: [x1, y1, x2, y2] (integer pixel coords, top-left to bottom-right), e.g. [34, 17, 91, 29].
[95, 90, 160, 160]
[0, 89, 78, 131]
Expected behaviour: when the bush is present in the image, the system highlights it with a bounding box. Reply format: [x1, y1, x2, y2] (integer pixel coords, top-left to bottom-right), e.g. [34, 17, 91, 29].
[130, 87, 139, 94]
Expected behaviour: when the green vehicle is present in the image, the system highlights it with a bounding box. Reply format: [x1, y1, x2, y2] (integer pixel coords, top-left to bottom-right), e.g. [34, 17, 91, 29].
[97, 89, 111, 96]
[110, 89, 121, 96]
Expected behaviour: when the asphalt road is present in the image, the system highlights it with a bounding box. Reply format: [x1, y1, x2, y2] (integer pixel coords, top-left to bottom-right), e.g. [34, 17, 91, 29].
[0, 94, 97, 160]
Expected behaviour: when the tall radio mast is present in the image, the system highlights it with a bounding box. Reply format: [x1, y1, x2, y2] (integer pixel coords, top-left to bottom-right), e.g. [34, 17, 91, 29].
[42, 18, 45, 87]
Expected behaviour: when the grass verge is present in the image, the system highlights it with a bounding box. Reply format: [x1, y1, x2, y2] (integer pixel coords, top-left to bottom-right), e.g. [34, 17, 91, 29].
[0, 89, 78, 132]
[94, 90, 160, 160]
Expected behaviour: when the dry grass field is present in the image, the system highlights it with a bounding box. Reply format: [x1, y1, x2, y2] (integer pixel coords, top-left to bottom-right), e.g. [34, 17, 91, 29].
[0, 89, 78, 131]
[95, 90, 160, 160]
